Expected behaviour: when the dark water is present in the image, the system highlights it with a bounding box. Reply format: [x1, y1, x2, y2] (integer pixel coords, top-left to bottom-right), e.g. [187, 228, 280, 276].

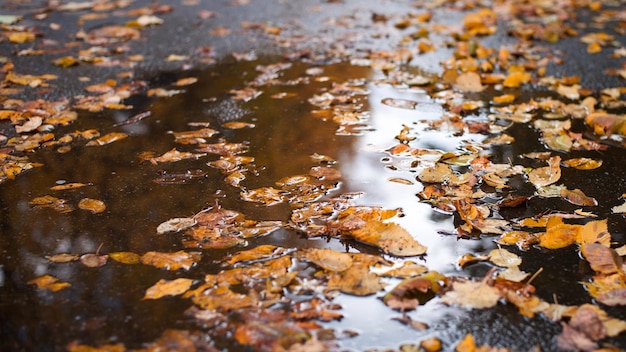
[1, 55, 626, 352]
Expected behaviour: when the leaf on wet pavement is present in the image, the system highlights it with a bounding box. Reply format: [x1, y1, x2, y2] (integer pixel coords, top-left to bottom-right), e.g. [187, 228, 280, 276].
[144, 278, 195, 300]
[560, 188, 597, 206]
[453, 72, 485, 92]
[562, 158, 602, 170]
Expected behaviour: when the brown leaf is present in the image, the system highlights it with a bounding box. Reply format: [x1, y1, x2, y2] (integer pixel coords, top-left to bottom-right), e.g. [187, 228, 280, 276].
[560, 188, 597, 206]
[29, 195, 74, 213]
[581, 243, 622, 275]
[223, 245, 288, 266]
[46, 253, 80, 263]
[240, 187, 286, 206]
[80, 253, 108, 268]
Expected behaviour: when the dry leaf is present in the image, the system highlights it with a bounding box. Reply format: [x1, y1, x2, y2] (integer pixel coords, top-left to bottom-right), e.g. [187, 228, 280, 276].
[350, 220, 427, 257]
[327, 264, 384, 296]
[528, 156, 561, 188]
[156, 217, 196, 235]
[454, 72, 485, 92]
[441, 279, 500, 309]
[296, 248, 353, 272]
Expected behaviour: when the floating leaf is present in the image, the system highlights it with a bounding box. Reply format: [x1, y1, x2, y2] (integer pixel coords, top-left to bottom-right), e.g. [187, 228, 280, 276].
[50, 183, 88, 191]
[143, 278, 194, 300]
[350, 220, 427, 257]
[296, 248, 353, 272]
[327, 264, 384, 296]
[562, 158, 602, 170]
[85, 132, 128, 146]
[528, 156, 561, 188]
[109, 252, 141, 264]
[487, 248, 522, 268]
[146, 148, 207, 164]
[453, 72, 485, 92]
[29, 195, 74, 213]
[80, 253, 108, 268]
[141, 251, 201, 271]
[560, 188, 597, 207]
[240, 187, 286, 206]
[441, 279, 500, 309]
[223, 245, 289, 266]
[156, 217, 196, 235]
[381, 97, 418, 110]
[78, 198, 106, 214]
[46, 253, 79, 263]
[28, 275, 71, 292]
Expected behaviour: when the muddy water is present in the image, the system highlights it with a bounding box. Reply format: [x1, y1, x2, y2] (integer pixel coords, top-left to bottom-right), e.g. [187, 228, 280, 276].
[1, 57, 625, 351]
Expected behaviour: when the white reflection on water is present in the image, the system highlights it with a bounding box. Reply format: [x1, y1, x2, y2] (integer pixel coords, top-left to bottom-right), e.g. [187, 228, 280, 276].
[332, 77, 498, 349]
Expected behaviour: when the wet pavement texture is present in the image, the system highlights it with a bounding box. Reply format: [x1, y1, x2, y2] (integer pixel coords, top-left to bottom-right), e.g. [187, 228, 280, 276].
[1, 0, 626, 351]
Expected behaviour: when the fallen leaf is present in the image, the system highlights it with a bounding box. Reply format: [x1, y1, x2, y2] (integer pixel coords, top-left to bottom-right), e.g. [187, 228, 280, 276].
[562, 158, 602, 170]
[46, 253, 79, 263]
[78, 198, 106, 214]
[350, 220, 427, 257]
[441, 279, 500, 309]
[80, 253, 108, 268]
[581, 243, 622, 275]
[140, 251, 201, 270]
[560, 188, 597, 206]
[156, 217, 196, 235]
[327, 264, 384, 296]
[296, 248, 353, 272]
[143, 278, 194, 299]
[109, 252, 141, 264]
[453, 72, 485, 92]
[528, 156, 561, 188]
[85, 132, 128, 146]
[28, 274, 71, 292]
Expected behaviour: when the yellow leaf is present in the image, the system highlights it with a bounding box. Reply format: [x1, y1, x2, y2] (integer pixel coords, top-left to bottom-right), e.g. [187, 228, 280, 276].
[143, 278, 194, 299]
[8, 32, 35, 43]
[538, 216, 580, 249]
[85, 132, 128, 146]
[109, 252, 141, 264]
[562, 157, 602, 170]
[502, 71, 530, 88]
[78, 198, 106, 214]
[28, 274, 71, 292]
[579, 219, 611, 246]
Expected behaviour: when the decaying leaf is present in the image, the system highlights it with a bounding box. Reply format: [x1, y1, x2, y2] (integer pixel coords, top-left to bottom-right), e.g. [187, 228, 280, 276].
[29, 195, 74, 213]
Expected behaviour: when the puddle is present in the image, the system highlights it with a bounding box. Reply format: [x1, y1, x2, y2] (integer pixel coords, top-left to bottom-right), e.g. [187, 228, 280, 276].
[1, 55, 626, 351]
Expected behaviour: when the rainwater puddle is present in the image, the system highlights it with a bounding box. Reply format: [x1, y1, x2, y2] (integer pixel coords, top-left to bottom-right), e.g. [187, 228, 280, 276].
[1, 56, 626, 351]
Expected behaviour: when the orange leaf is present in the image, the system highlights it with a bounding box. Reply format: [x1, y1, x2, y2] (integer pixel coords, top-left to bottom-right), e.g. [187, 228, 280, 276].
[143, 278, 194, 299]
[538, 216, 581, 249]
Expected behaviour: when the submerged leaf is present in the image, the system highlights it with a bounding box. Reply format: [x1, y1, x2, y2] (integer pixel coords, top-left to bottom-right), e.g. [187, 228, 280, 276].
[28, 274, 71, 292]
